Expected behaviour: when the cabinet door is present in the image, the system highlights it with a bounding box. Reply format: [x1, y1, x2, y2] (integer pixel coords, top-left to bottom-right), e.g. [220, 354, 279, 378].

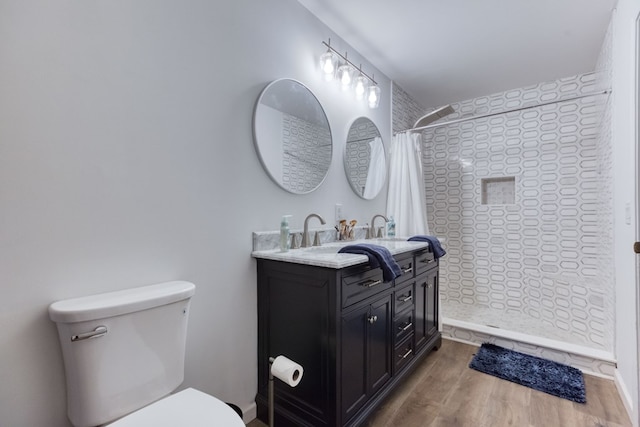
[340, 294, 392, 423]
[341, 304, 369, 422]
[368, 295, 392, 395]
[415, 268, 438, 349]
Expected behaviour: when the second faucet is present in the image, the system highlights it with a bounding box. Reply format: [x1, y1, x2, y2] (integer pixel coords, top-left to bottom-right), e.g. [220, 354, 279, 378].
[369, 214, 388, 239]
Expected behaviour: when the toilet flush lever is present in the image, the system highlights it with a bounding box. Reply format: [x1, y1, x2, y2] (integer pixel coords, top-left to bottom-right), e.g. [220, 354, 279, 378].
[71, 325, 108, 342]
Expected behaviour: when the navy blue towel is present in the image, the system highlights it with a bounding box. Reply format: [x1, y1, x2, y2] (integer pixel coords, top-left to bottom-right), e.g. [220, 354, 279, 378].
[407, 235, 446, 259]
[338, 244, 402, 282]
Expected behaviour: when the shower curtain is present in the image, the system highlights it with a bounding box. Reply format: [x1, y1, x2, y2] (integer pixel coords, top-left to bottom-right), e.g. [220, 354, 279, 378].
[363, 137, 386, 199]
[386, 131, 430, 236]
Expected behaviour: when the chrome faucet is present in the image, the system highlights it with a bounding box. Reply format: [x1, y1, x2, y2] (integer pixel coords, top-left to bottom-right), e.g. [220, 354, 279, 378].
[301, 213, 326, 248]
[369, 214, 388, 239]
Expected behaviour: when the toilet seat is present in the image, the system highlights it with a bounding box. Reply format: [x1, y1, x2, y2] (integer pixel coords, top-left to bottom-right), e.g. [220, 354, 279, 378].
[107, 388, 245, 427]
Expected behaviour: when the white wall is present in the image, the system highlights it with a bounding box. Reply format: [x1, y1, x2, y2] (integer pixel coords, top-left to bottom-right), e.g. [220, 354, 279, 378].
[611, 0, 640, 424]
[0, 1, 391, 425]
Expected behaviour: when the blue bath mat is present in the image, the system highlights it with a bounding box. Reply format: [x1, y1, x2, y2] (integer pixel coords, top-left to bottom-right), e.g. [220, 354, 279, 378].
[469, 343, 586, 403]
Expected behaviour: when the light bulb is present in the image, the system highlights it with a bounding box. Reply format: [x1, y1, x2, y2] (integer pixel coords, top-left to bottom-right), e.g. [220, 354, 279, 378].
[337, 64, 353, 91]
[320, 50, 335, 81]
[354, 75, 367, 100]
[368, 85, 380, 109]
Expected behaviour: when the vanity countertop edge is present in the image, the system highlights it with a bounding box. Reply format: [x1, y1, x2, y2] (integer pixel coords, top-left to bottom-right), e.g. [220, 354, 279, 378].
[251, 239, 429, 269]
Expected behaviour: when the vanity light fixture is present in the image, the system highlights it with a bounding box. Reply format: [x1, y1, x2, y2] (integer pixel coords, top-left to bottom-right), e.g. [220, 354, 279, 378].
[337, 58, 354, 91]
[319, 42, 337, 82]
[354, 71, 367, 100]
[367, 84, 381, 109]
[321, 39, 380, 108]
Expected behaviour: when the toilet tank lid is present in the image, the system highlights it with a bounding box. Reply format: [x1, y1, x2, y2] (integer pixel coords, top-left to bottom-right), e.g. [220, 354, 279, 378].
[49, 281, 196, 323]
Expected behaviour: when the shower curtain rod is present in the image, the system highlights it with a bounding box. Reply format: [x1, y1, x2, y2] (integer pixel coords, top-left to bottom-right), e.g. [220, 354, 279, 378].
[395, 89, 611, 134]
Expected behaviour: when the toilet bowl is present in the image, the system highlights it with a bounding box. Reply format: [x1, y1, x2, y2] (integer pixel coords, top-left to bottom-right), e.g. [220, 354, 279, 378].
[49, 281, 244, 427]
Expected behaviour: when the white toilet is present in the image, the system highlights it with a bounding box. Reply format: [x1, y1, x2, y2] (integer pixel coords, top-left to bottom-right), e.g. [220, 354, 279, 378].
[49, 281, 245, 427]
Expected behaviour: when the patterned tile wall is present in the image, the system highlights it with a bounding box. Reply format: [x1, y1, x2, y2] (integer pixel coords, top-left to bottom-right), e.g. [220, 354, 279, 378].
[282, 113, 332, 193]
[392, 71, 613, 352]
[392, 83, 427, 133]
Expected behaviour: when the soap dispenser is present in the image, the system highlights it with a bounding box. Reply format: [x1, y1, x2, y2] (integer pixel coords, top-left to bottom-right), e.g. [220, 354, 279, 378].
[386, 216, 396, 238]
[280, 215, 292, 252]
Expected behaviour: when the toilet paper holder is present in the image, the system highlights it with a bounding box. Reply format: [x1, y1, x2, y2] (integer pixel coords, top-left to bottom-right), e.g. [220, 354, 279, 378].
[268, 355, 304, 427]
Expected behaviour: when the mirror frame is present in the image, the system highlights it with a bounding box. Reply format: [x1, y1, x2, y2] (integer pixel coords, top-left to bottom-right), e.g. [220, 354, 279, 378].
[343, 116, 386, 199]
[252, 78, 333, 194]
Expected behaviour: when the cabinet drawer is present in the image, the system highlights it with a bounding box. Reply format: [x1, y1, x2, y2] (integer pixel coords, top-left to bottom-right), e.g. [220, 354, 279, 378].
[415, 249, 437, 275]
[341, 268, 390, 308]
[394, 309, 414, 342]
[394, 284, 415, 314]
[394, 335, 415, 373]
[394, 255, 415, 285]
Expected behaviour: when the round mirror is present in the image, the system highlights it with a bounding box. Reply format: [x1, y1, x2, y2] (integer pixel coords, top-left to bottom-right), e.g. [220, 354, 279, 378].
[344, 117, 386, 199]
[253, 78, 332, 194]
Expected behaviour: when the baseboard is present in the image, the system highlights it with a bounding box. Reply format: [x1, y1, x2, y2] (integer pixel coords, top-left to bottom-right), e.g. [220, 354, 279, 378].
[614, 369, 636, 427]
[240, 401, 257, 424]
[442, 317, 617, 378]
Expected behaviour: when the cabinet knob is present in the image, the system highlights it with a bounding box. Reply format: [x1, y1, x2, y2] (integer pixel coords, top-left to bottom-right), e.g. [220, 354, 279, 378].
[368, 315, 378, 324]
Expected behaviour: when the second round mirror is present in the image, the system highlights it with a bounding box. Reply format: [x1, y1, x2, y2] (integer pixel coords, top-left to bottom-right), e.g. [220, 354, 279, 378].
[344, 117, 386, 199]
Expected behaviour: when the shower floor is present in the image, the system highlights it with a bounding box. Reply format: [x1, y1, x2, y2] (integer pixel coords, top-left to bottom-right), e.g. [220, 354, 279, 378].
[441, 299, 593, 348]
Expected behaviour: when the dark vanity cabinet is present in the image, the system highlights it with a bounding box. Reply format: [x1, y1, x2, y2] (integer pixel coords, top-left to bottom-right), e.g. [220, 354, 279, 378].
[256, 246, 441, 427]
[414, 249, 439, 350]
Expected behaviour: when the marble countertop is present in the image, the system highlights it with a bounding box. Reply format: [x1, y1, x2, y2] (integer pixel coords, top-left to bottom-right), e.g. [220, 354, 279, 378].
[251, 238, 429, 269]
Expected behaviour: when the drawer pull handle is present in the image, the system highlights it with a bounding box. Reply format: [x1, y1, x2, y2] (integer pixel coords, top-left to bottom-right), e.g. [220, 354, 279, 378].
[368, 315, 378, 324]
[361, 279, 382, 288]
[399, 322, 413, 332]
[400, 348, 413, 359]
[400, 295, 413, 302]
[71, 325, 108, 342]
[402, 267, 413, 274]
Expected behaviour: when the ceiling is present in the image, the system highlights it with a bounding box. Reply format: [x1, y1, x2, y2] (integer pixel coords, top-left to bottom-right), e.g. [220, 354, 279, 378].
[297, 0, 617, 109]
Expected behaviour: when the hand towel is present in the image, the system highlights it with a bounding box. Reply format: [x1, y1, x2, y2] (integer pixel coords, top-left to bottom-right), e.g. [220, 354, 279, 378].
[338, 244, 402, 282]
[407, 235, 446, 259]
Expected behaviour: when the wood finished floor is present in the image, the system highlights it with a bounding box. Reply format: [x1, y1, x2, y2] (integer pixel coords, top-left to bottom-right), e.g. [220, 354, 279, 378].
[247, 339, 631, 427]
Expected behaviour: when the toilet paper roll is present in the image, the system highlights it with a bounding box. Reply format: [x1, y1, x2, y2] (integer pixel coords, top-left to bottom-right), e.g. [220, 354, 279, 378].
[270, 355, 303, 387]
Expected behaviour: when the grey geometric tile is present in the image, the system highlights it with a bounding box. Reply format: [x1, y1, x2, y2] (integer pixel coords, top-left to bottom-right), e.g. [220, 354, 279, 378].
[393, 64, 613, 353]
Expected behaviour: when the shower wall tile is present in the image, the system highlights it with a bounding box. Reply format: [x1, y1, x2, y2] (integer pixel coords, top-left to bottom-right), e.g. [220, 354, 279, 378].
[393, 71, 613, 353]
[392, 82, 427, 133]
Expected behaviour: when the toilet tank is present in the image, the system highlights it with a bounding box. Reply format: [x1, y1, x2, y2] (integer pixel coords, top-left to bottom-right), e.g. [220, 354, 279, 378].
[49, 281, 196, 427]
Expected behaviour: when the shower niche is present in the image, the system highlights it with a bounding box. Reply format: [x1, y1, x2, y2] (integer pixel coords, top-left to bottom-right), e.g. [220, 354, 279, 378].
[481, 176, 516, 205]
